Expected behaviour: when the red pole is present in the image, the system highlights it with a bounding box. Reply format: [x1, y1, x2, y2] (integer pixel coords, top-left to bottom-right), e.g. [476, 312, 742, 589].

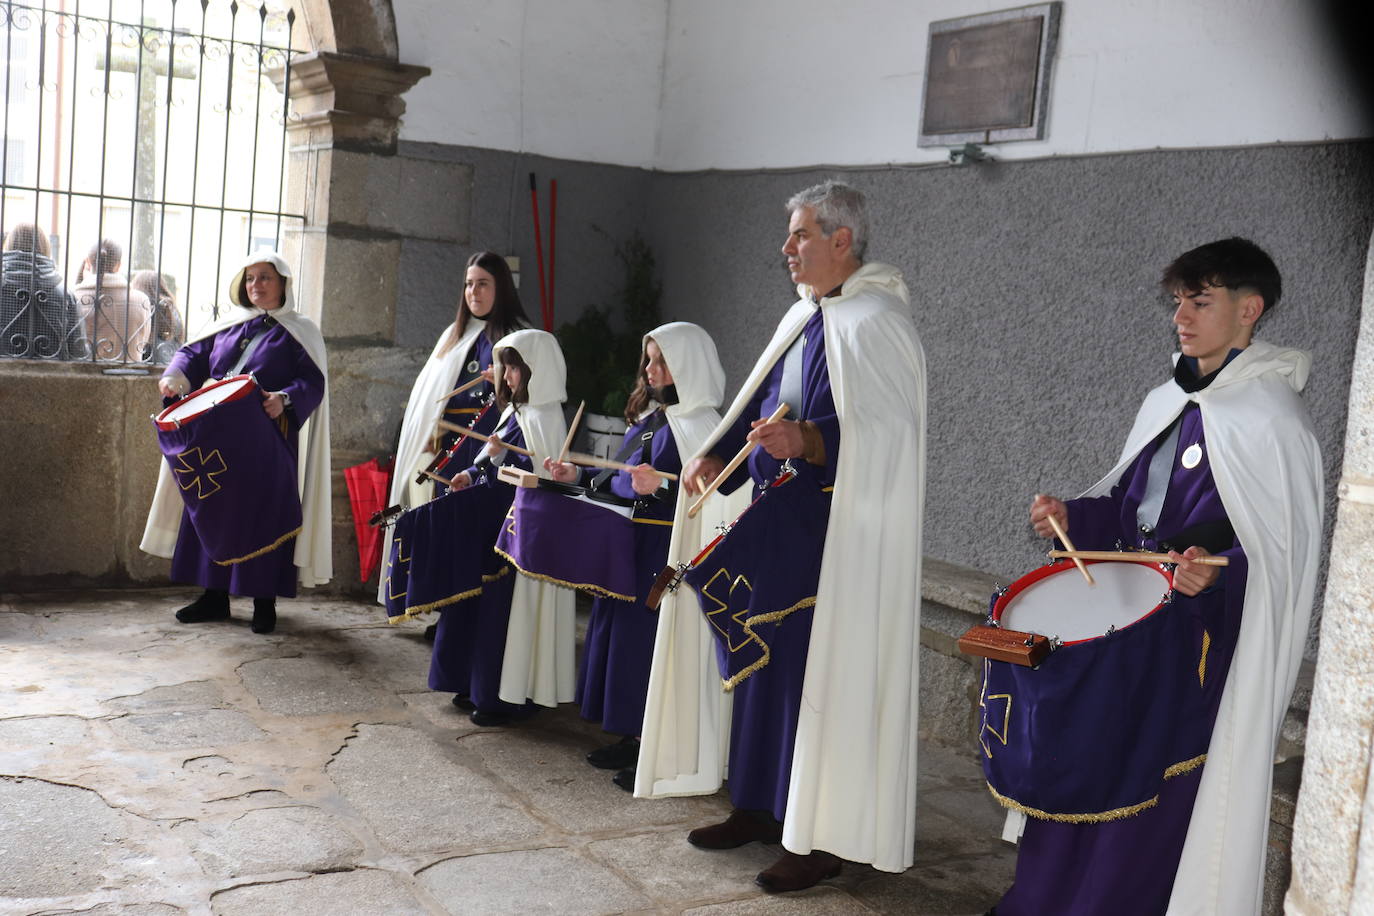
[547, 178, 557, 328]
[528, 173, 550, 329]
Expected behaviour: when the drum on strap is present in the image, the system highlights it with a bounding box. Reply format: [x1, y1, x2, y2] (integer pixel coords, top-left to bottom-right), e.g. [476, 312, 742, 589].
[382, 486, 496, 624]
[976, 559, 1213, 822]
[680, 467, 830, 691]
[153, 375, 301, 565]
[494, 480, 637, 601]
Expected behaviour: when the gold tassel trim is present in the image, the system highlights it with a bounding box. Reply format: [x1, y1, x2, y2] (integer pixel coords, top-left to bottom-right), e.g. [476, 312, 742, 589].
[482, 567, 511, 584]
[492, 546, 635, 602]
[214, 526, 302, 566]
[387, 583, 485, 624]
[986, 753, 1210, 823]
[719, 595, 817, 692]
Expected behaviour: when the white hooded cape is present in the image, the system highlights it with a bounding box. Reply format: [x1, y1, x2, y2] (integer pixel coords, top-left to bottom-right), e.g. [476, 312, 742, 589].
[141, 249, 333, 588]
[643, 321, 727, 465]
[488, 329, 577, 708]
[374, 318, 488, 604]
[1074, 341, 1322, 915]
[637, 262, 928, 873]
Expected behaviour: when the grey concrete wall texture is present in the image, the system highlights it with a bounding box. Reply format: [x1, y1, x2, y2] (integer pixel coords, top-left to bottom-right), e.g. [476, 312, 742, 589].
[646, 141, 1374, 656]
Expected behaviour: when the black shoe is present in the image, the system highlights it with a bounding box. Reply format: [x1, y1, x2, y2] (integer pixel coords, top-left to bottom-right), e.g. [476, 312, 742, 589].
[755, 850, 842, 893]
[587, 736, 640, 770]
[424, 623, 438, 642]
[250, 598, 277, 634]
[469, 708, 510, 727]
[451, 694, 476, 711]
[175, 589, 230, 623]
[612, 765, 635, 793]
[687, 808, 784, 850]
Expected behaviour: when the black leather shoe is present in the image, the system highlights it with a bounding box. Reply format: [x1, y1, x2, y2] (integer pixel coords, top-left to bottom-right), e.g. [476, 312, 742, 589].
[175, 590, 230, 623]
[611, 765, 635, 792]
[451, 694, 476, 711]
[469, 708, 510, 727]
[250, 598, 276, 634]
[423, 623, 438, 642]
[687, 809, 783, 850]
[587, 736, 639, 770]
[755, 850, 842, 893]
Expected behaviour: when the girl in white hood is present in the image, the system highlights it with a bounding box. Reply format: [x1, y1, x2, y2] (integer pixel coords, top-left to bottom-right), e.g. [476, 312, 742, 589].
[545, 322, 726, 789]
[431, 328, 572, 726]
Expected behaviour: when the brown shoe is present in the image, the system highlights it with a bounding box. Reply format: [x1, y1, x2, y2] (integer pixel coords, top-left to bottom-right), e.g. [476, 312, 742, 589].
[755, 850, 842, 893]
[686, 808, 783, 849]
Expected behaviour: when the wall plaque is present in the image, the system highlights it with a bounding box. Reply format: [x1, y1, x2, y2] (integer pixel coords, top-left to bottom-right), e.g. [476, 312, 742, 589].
[919, 3, 1062, 147]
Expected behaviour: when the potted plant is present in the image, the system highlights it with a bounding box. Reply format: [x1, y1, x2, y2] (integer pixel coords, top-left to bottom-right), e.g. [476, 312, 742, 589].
[557, 233, 662, 457]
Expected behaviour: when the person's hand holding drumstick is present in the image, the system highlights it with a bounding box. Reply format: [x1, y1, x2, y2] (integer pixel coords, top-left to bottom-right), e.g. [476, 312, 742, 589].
[683, 455, 725, 496]
[1029, 494, 1069, 539]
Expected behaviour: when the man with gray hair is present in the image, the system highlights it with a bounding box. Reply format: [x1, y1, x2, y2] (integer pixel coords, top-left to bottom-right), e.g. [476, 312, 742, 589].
[637, 180, 928, 891]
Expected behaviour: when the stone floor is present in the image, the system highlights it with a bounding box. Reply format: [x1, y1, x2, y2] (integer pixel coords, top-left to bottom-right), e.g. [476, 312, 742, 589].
[0, 589, 1016, 916]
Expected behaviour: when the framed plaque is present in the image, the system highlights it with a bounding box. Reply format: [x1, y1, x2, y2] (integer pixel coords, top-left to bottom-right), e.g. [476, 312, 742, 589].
[919, 2, 1062, 147]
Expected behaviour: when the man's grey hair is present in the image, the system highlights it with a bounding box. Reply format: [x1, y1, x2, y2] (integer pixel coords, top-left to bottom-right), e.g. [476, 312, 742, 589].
[785, 179, 868, 263]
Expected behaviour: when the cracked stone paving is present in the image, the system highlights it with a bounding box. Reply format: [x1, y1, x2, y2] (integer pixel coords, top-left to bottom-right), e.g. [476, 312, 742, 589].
[0, 589, 1014, 915]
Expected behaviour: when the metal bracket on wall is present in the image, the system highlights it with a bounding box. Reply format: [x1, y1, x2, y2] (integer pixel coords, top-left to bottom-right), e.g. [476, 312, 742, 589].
[949, 143, 993, 165]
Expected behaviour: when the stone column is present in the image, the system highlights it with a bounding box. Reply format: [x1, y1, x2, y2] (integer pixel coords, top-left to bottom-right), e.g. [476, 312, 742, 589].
[1285, 230, 1374, 913]
[270, 51, 432, 591]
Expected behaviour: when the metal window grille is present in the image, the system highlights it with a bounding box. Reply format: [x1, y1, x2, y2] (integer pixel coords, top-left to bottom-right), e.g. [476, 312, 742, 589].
[0, 0, 303, 365]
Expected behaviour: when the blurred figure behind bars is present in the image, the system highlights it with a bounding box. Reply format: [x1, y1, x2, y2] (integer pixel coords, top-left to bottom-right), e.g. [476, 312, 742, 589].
[0, 223, 85, 360]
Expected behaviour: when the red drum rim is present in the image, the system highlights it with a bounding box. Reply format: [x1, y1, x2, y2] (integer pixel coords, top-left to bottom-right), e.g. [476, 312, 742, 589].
[154, 374, 259, 431]
[991, 558, 1174, 646]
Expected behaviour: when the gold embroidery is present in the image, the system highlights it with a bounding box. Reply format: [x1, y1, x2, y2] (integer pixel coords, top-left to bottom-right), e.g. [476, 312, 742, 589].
[384, 535, 411, 602]
[174, 447, 228, 499]
[492, 546, 636, 602]
[978, 659, 1013, 759]
[721, 595, 817, 691]
[213, 526, 302, 565]
[1198, 629, 1211, 686]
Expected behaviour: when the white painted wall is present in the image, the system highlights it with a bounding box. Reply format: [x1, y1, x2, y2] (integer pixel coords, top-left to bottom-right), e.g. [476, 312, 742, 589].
[393, 0, 1369, 171]
[393, 0, 668, 168]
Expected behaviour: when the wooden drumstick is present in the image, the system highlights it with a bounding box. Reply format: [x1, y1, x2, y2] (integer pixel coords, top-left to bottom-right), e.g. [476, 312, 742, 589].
[421, 469, 454, 488]
[434, 374, 487, 404]
[564, 451, 679, 481]
[1049, 549, 1229, 567]
[558, 400, 585, 463]
[435, 419, 535, 457]
[1045, 512, 1095, 586]
[687, 402, 790, 519]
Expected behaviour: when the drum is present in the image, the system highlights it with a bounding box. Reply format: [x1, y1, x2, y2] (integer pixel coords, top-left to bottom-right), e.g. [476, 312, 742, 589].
[681, 470, 830, 690]
[493, 482, 637, 601]
[383, 486, 501, 623]
[978, 559, 1212, 822]
[153, 375, 302, 565]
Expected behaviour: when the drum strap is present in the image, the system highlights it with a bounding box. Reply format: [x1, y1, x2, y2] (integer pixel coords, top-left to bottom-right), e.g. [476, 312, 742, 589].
[227, 317, 274, 377]
[1136, 418, 1181, 533]
[591, 410, 667, 489]
[775, 332, 806, 421]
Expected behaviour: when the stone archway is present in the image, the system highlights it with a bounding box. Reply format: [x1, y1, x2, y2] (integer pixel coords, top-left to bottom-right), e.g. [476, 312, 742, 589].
[297, 0, 399, 59]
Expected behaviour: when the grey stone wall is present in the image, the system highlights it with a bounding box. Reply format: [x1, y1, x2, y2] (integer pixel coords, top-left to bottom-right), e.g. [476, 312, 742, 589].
[646, 141, 1374, 655]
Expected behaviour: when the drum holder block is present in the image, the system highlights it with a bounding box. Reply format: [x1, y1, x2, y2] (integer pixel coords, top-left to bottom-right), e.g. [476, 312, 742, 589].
[958, 624, 1053, 667]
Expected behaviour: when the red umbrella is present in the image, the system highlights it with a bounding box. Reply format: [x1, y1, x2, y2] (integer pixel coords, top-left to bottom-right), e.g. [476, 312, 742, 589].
[344, 457, 392, 581]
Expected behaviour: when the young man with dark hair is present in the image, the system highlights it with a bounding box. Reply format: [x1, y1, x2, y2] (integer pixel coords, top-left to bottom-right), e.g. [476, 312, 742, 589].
[993, 237, 1323, 914]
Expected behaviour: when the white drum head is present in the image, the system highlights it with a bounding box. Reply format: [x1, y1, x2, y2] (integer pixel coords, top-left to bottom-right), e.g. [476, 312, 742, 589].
[999, 562, 1170, 643]
[162, 376, 256, 424]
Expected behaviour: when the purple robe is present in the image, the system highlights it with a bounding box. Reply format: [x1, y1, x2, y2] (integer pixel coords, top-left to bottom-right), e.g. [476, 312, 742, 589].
[428, 413, 532, 715]
[576, 410, 681, 736]
[998, 358, 1250, 916]
[433, 332, 498, 498]
[166, 316, 325, 599]
[708, 307, 839, 820]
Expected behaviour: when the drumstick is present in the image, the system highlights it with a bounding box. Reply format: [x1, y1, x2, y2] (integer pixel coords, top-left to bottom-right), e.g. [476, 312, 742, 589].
[435, 419, 535, 457]
[1045, 513, 1095, 586]
[1049, 549, 1229, 567]
[434, 374, 487, 404]
[687, 402, 790, 519]
[421, 469, 454, 487]
[564, 451, 680, 481]
[559, 400, 585, 463]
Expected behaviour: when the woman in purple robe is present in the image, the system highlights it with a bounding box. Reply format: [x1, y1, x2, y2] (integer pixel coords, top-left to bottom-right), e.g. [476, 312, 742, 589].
[155, 251, 328, 634]
[544, 322, 725, 790]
